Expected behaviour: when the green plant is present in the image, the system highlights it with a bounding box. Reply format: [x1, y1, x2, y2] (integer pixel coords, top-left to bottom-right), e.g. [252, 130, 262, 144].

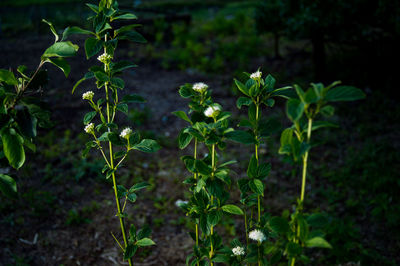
[0, 20, 78, 198]
[174, 82, 244, 265]
[232, 69, 292, 265]
[67, 0, 160, 264]
[279, 81, 366, 265]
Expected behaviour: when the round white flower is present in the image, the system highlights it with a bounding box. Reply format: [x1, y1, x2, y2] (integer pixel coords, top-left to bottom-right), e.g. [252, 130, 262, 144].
[120, 127, 132, 139]
[175, 199, 188, 207]
[249, 229, 266, 243]
[193, 82, 208, 92]
[232, 246, 245, 256]
[97, 52, 112, 63]
[84, 123, 94, 134]
[250, 70, 262, 80]
[204, 104, 222, 118]
[82, 91, 94, 101]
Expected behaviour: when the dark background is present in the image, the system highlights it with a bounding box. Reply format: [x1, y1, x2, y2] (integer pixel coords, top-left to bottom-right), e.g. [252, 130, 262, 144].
[1, 0, 399, 265]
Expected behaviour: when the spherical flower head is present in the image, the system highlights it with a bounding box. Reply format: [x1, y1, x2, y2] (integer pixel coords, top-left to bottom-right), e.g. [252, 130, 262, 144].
[97, 52, 112, 63]
[84, 123, 94, 134]
[249, 229, 266, 243]
[120, 127, 132, 139]
[250, 70, 262, 80]
[232, 246, 245, 256]
[175, 199, 188, 207]
[204, 103, 222, 118]
[193, 82, 208, 93]
[82, 91, 94, 101]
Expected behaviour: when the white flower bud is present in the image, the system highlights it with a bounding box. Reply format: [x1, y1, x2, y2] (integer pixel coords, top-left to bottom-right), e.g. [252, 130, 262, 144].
[82, 91, 94, 101]
[175, 199, 188, 207]
[250, 70, 262, 80]
[249, 229, 266, 243]
[232, 246, 245, 256]
[204, 104, 222, 118]
[120, 127, 132, 139]
[97, 52, 112, 63]
[193, 82, 208, 92]
[84, 123, 94, 134]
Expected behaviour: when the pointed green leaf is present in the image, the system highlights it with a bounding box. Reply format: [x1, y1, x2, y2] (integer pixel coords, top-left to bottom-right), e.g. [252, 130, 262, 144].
[1, 128, 25, 169]
[132, 139, 160, 153]
[0, 174, 17, 198]
[325, 86, 366, 102]
[136, 237, 155, 246]
[305, 237, 332, 248]
[221, 204, 244, 215]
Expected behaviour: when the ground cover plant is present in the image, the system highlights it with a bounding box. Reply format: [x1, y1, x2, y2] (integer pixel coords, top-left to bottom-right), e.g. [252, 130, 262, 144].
[0, 0, 399, 265]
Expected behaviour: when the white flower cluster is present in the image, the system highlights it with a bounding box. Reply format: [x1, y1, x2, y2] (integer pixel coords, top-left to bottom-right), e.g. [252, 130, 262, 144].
[250, 70, 262, 80]
[84, 123, 94, 134]
[120, 127, 132, 139]
[175, 199, 188, 207]
[232, 246, 245, 256]
[82, 91, 94, 101]
[249, 229, 266, 243]
[204, 104, 221, 118]
[97, 52, 112, 63]
[193, 82, 208, 92]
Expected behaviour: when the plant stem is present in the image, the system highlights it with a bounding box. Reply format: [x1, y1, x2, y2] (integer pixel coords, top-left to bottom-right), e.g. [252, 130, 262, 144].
[209, 143, 216, 266]
[300, 118, 313, 202]
[244, 210, 249, 246]
[255, 99, 261, 224]
[292, 118, 313, 266]
[104, 35, 132, 266]
[194, 138, 200, 266]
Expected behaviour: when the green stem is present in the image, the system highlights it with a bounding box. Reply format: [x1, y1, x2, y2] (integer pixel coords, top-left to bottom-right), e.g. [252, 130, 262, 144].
[104, 35, 133, 266]
[209, 143, 215, 266]
[194, 138, 200, 266]
[255, 100, 261, 224]
[292, 118, 313, 266]
[244, 210, 249, 246]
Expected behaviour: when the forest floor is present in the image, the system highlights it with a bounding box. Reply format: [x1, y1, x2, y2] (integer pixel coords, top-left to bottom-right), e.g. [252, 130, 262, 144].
[0, 35, 399, 266]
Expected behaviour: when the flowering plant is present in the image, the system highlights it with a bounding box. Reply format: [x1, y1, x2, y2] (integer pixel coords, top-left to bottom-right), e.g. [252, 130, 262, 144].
[0, 20, 78, 198]
[174, 82, 244, 266]
[67, 0, 159, 264]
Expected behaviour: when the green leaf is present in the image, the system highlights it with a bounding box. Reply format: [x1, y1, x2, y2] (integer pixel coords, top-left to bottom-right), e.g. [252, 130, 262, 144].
[62, 26, 94, 41]
[113, 13, 138, 20]
[195, 160, 212, 175]
[16, 108, 37, 139]
[236, 97, 252, 109]
[83, 111, 97, 125]
[127, 193, 137, 202]
[122, 94, 146, 103]
[320, 105, 335, 117]
[207, 210, 222, 226]
[264, 74, 276, 89]
[0, 69, 18, 85]
[172, 111, 192, 124]
[116, 103, 128, 114]
[225, 130, 255, 144]
[137, 225, 151, 239]
[249, 179, 264, 196]
[178, 84, 194, 98]
[221, 204, 244, 215]
[42, 41, 79, 58]
[178, 129, 193, 149]
[234, 79, 249, 96]
[247, 155, 257, 178]
[84, 38, 103, 59]
[42, 19, 59, 43]
[136, 237, 155, 246]
[269, 217, 290, 234]
[286, 98, 304, 122]
[1, 128, 25, 169]
[111, 61, 137, 73]
[0, 174, 17, 198]
[270, 86, 295, 99]
[45, 57, 71, 77]
[305, 237, 332, 249]
[303, 121, 339, 133]
[132, 139, 160, 153]
[325, 86, 366, 102]
[124, 244, 137, 260]
[111, 77, 124, 88]
[94, 71, 109, 82]
[118, 31, 147, 43]
[129, 182, 150, 192]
